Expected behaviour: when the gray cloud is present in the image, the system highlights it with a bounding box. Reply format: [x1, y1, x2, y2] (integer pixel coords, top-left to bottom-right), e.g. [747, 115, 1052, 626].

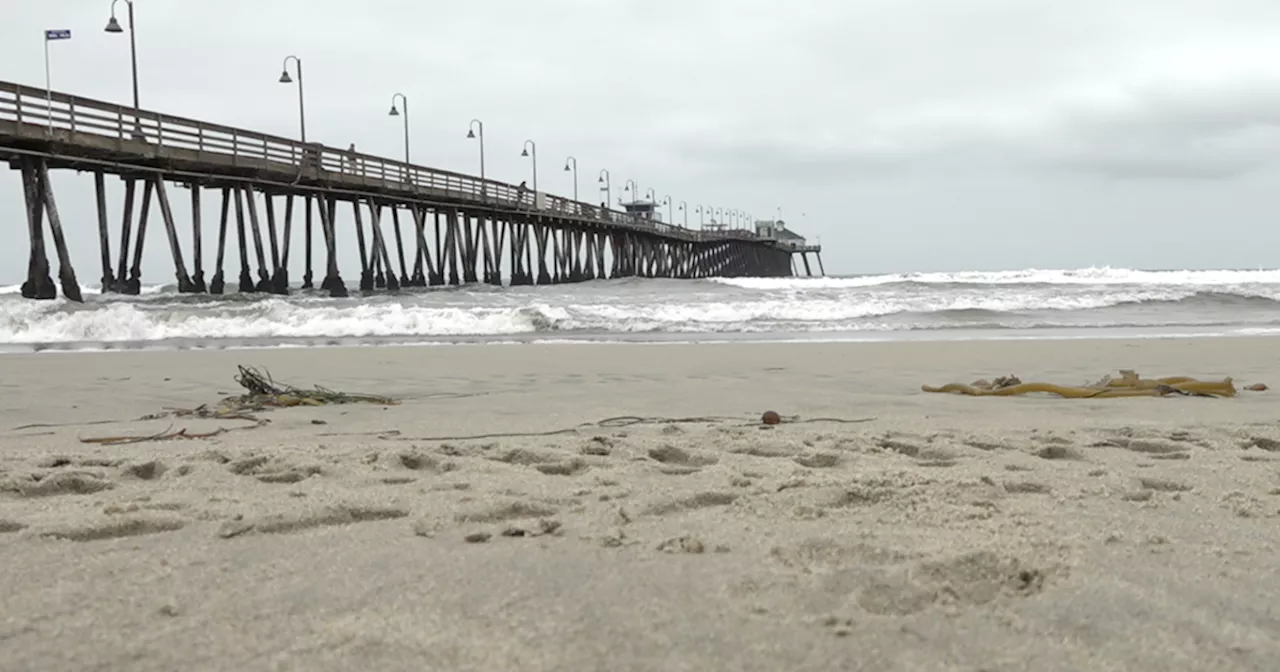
[3, 0, 1280, 281]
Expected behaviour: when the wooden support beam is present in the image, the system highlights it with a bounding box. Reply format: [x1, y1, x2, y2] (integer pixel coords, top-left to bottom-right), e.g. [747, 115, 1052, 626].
[152, 176, 195, 293]
[390, 206, 410, 287]
[263, 192, 284, 293]
[273, 194, 292, 294]
[94, 171, 113, 293]
[19, 158, 56, 300]
[125, 177, 154, 295]
[317, 195, 348, 297]
[209, 186, 231, 295]
[113, 178, 136, 294]
[232, 185, 255, 293]
[190, 183, 207, 293]
[243, 187, 271, 292]
[367, 201, 399, 291]
[35, 158, 84, 300]
[301, 195, 314, 290]
[353, 200, 373, 291]
[410, 206, 436, 287]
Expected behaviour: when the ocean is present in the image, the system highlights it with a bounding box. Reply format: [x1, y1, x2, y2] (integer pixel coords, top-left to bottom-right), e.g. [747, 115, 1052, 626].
[2, 267, 1279, 352]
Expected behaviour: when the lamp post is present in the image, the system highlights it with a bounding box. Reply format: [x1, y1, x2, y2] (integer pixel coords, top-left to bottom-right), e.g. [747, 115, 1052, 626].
[104, 0, 139, 110]
[661, 195, 673, 224]
[563, 156, 578, 202]
[387, 92, 410, 163]
[645, 187, 656, 202]
[695, 205, 704, 228]
[622, 179, 637, 202]
[679, 200, 688, 228]
[277, 55, 306, 143]
[598, 169, 611, 208]
[466, 118, 485, 198]
[520, 139, 538, 197]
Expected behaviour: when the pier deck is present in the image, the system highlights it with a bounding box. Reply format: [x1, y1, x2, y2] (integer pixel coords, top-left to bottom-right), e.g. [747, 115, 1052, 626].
[0, 80, 824, 301]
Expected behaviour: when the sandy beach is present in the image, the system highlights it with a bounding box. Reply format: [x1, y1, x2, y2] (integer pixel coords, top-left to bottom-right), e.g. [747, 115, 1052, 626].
[2, 337, 1279, 671]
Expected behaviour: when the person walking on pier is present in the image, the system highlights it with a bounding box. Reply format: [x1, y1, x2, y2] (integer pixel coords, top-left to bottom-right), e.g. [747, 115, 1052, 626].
[343, 143, 362, 175]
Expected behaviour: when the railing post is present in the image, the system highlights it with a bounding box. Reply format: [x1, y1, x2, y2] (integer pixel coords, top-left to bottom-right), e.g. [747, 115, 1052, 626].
[116, 105, 124, 141]
[197, 126, 204, 160]
[231, 130, 238, 166]
[68, 99, 76, 133]
[156, 113, 163, 147]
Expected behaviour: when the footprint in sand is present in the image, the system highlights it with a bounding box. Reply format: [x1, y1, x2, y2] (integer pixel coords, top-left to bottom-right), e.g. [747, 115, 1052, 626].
[1243, 437, 1280, 452]
[731, 441, 802, 459]
[394, 450, 458, 473]
[121, 460, 166, 481]
[770, 538, 912, 573]
[794, 453, 841, 469]
[1034, 445, 1085, 461]
[656, 535, 708, 554]
[534, 458, 590, 476]
[648, 445, 719, 467]
[963, 438, 1010, 452]
[856, 550, 1046, 616]
[824, 485, 899, 508]
[42, 515, 187, 542]
[454, 500, 559, 524]
[643, 491, 738, 516]
[875, 437, 923, 457]
[2, 471, 116, 497]
[217, 504, 408, 539]
[580, 436, 614, 456]
[492, 448, 563, 466]
[1138, 477, 1192, 493]
[227, 455, 323, 484]
[1003, 480, 1052, 495]
[1101, 436, 1193, 457]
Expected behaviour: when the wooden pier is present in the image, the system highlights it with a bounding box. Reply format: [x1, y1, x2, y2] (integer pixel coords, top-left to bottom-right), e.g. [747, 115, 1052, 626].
[0, 80, 825, 301]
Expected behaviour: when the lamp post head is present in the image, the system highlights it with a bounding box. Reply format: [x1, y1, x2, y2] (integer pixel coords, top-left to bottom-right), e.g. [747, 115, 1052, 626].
[466, 129, 476, 139]
[388, 105, 400, 116]
[598, 175, 604, 183]
[563, 163, 570, 172]
[278, 70, 293, 84]
[521, 148, 529, 157]
[104, 16, 124, 33]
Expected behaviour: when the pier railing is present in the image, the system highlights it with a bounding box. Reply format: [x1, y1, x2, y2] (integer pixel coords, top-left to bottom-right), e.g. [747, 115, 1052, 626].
[0, 80, 771, 244]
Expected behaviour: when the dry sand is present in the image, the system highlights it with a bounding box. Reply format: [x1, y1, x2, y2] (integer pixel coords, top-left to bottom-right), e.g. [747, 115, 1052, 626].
[2, 337, 1280, 671]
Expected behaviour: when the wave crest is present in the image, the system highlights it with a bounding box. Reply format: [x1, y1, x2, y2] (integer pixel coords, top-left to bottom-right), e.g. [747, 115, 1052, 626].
[3, 266, 1280, 346]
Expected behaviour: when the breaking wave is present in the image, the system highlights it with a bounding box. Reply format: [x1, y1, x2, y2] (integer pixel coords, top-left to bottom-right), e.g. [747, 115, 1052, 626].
[2, 266, 1280, 346]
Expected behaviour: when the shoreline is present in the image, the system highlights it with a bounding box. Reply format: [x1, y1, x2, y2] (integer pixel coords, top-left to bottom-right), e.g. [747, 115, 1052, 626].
[2, 323, 1278, 354]
[3, 337, 1279, 670]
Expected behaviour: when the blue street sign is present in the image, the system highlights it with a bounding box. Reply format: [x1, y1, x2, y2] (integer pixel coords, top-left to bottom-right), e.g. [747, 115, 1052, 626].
[45, 29, 72, 40]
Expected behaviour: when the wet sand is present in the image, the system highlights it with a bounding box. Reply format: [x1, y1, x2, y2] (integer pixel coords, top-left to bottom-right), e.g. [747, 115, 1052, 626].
[2, 338, 1279, 671]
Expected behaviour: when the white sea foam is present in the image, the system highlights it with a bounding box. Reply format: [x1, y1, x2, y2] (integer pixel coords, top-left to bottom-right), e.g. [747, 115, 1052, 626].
[2, 267, 1280, 346]
[711, 267, 1280, 289]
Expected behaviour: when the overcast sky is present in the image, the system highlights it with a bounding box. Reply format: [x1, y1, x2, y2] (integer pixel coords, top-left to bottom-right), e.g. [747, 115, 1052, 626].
[4, 0, 1280, 285]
